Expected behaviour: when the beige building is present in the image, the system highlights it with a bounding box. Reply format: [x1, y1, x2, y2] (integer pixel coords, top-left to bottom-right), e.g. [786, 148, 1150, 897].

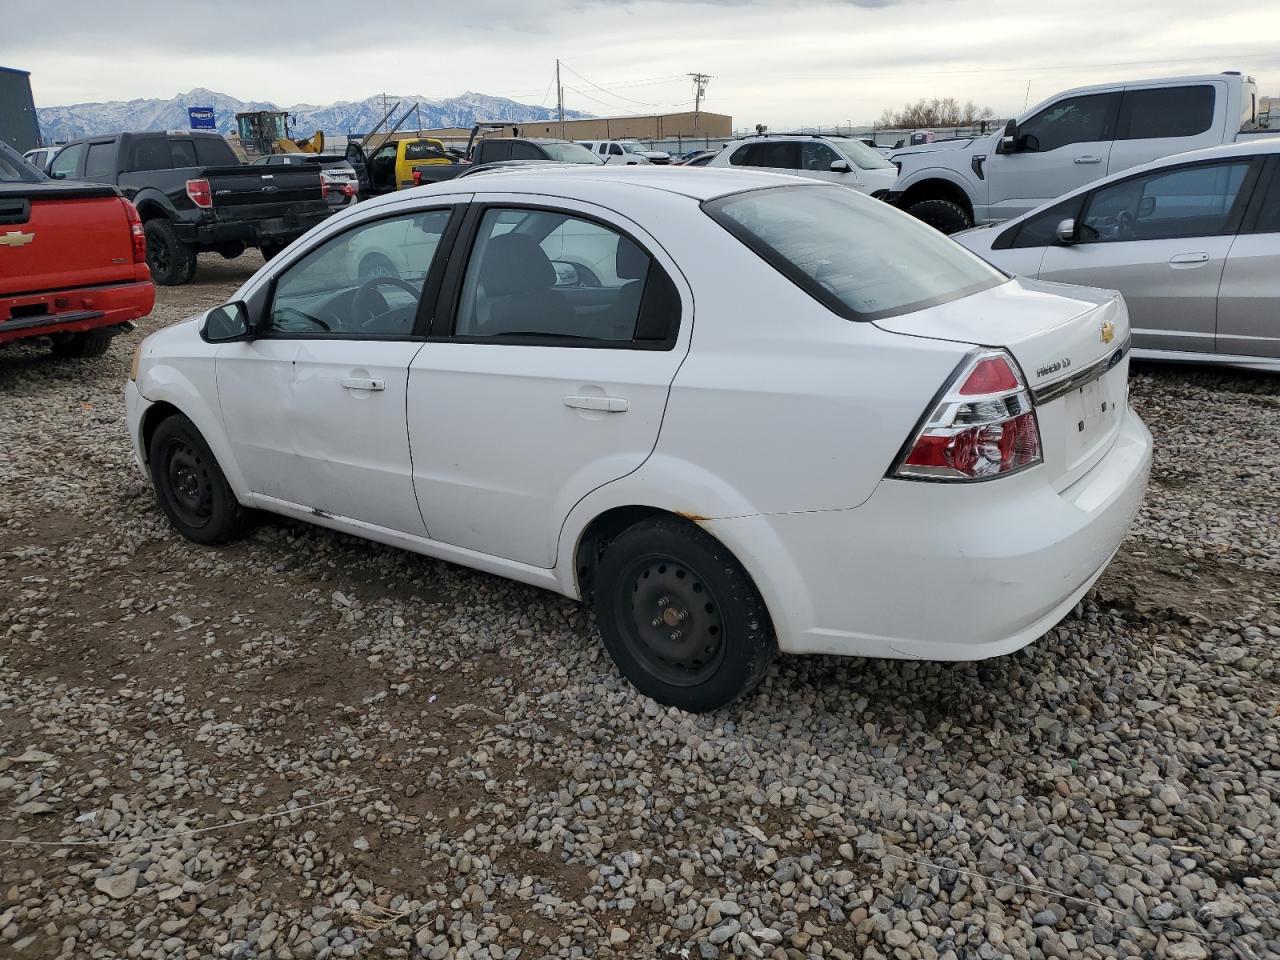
[398, 111, 732, 144]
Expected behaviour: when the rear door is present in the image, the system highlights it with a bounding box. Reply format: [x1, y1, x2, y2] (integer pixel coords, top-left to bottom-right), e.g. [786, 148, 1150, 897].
[1037, 157, 1259, 354]
[407, 196, 689, 567]
[1216, 157, 1280, 359]
[1106, 82, 1226, 178]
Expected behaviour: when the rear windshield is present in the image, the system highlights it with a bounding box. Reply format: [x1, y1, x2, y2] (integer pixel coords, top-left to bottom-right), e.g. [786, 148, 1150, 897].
[539, 142, 604, 164]
[826, 138, 896, 170]
[704, 185, 1005, 321]
[0, 140, 43, 182]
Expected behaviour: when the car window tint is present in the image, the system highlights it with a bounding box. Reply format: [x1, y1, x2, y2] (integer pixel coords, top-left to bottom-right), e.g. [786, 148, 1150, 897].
[194, 136, 236, 166]
[755, 141, 800, 169]
[481, 141, 512, 162]
[728, 144, 755, 166]
[706, 185, 1005, 321]
[454, 208, 653, 343]
[609, 144, 624, 156]
[1007, 194, 1087, 248]
[1018, 93, 1118, 152]
[801, 141, 840, 171]
[510, 141, 543, 160]
[1081, 161, 1250, 243]
[83, 142, 115, 182]
[1120, 86, 1215, 140]
[268, 210, 451, 338]
[1252, 169, 1280, 233]
[49, 143, 84, 179]
[130, 138, 173, 171]
[170, 139, 198, 168]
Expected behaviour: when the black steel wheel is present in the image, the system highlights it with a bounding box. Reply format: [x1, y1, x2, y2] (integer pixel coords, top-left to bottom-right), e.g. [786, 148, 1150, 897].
[148, 414, 251, 545]
[143, 218, 197, 285]
[593, 516, 775, 712]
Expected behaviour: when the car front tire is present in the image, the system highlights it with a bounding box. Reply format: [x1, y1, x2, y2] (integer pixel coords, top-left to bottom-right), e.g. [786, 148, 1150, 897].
[905, 198, 974, 235]
[593, 516, 776, 712]
[148, 414, 251, 545]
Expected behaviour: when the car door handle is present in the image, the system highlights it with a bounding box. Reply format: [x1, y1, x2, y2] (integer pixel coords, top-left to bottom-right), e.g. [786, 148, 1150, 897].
[563, 395, 628, 412]
[1169, 252, 1210, 265]
[340, 377, 385, 391]
[1073, 155, 1102, 164]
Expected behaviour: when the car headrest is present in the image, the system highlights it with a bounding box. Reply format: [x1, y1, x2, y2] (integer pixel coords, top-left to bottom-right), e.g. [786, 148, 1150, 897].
[616, 237, 649, 281]
[480, 233, 556, 295]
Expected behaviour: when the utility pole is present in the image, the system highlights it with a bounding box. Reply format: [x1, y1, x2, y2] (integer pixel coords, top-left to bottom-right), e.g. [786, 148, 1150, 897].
[689, 72, 712, 129]
[556, 59, 564, 139]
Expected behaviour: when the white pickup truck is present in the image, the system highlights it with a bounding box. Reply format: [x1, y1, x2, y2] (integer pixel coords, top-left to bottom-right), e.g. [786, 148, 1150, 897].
[886, 72, 1269, 233]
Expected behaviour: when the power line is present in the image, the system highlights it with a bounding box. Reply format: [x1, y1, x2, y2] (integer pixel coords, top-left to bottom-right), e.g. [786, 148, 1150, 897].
[560, 63, 670, 109]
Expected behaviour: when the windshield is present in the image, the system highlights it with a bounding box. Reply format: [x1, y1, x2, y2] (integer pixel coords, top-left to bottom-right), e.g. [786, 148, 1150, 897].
[826, 138, 895, 170]
[620, 142, 641, 153]
[540, 142, 604, 164]
[0, 140, 44, 182]
[705, 185, 1005, 321]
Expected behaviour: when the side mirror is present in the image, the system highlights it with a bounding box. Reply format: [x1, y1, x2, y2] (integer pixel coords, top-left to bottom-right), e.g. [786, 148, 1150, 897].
[1055, 218, 1078, 245]
[830, 159, 852, 173]
[997, 119, 1018, 154]
[201, 301, 254, 343]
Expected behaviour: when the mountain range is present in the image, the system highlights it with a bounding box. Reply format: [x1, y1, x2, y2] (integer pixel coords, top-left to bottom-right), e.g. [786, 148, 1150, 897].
[35, 88, 592, 142]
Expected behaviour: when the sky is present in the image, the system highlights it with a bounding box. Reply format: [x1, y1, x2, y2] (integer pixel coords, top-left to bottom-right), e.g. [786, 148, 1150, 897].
[4, 0, 1280, 128]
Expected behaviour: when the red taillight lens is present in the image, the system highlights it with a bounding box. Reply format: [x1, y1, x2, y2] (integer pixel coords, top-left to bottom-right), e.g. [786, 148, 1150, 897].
[320, 180, 329, 199]
[412, 169, 423, 186]
[895, 350, 1042, 481]
[185, 178, 212, 209]
[122, 199, 146, 264]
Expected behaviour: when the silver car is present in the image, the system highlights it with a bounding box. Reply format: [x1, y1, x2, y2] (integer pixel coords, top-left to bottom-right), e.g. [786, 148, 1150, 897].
[955, 139, 1280, 372]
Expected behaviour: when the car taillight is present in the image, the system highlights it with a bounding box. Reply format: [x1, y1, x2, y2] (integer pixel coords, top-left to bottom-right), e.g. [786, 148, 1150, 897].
[412, 169, 423, 186]
[893, 350, 1042, 481]
[122, 199, 146, 264]
[320, 180, 329, 199]
[185, 178, 212, 209]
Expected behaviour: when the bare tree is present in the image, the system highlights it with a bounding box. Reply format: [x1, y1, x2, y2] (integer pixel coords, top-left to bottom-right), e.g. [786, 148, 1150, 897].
[875, 97, 995, 129]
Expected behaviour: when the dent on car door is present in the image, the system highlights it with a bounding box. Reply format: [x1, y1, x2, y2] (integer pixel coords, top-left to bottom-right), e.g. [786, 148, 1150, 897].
[215, 205, 461, 530]
[406, 200, 690, 568]
[1217, 159, 1280, 358]
[1037, 159, 1257, 354]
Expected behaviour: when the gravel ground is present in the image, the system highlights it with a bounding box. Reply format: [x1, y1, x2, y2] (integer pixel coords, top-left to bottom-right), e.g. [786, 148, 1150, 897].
[1, 252, 1277, 960]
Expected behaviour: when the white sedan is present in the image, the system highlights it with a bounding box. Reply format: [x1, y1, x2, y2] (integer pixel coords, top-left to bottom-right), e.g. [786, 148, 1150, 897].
[126, 166, 1152, 712]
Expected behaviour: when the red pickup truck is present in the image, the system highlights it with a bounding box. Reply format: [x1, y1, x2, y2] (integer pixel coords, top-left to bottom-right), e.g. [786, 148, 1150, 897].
[1, 139, 154, 358]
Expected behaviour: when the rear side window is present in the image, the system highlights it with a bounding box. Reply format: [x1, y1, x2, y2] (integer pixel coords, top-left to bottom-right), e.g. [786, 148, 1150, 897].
[479, 141, 512, 162]
[130, 138, 172, 172]
[194, 136, 237, 166]
[83, 142, 115, 182]
[1250, 168, 1280, 233]
[1119, 86, 1215, 140]
[706, 185, 1005, 321]
[169, 139, 198, 168]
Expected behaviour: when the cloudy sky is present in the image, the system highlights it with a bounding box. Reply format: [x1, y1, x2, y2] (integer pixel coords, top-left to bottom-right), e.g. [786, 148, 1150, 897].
[4, 0, 1279, 126]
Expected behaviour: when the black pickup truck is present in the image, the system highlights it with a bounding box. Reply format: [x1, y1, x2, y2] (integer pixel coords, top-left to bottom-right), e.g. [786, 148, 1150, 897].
[47, 131, 332, 284]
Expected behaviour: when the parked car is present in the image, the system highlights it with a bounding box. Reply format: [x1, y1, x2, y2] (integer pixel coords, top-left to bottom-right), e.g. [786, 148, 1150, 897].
[251, 153, 359, 208]
[126, 167, 1151, 712]
[888, 71, 1268, 234]
[1, 138, 154, 357]
[707, 134, 899, 195]
[470, 138, 603, 166]
[675, 150, 717, 167]
[955, 139, 1280, 371]
[47, 131, 331, 284]
[22, 145, 56, 173]
[577, 140, 671, 165]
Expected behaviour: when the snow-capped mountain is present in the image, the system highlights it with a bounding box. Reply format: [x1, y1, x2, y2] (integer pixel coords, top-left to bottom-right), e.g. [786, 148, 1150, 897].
[36, 88, 591, 142]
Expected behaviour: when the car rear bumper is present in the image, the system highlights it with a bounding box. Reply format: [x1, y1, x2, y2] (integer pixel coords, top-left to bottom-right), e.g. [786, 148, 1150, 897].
[706, 405, 1153, 660]
[0, 279, 155, 345]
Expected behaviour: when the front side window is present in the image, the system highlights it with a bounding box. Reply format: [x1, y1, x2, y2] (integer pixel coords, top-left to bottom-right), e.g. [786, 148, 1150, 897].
[1119, 86, 1215, 140]
[1018, 93, 1119, 152]
[1080, 161, 1251, 243]
[826, 138, 896, 170]
[83, 142, 115, 182]
[609, 144, 624, 156]
[1001, 194, 1088, 249]
[49, 143, 84, 179]
[453, 207, 670, 344]
[801, 141, 841, 171]
[511, 141, 543, 160]
[267, 209, 452, 338]
[706, 185, 1005, 321]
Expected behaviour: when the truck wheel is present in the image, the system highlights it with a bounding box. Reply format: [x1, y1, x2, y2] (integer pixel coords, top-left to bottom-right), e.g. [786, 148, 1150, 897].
[905, 198, 973, 235]
[144, 219, 197, 285]
[592, 516, 776, 713]
[148, 414, 251, 546]
[52, 328, 113, 359]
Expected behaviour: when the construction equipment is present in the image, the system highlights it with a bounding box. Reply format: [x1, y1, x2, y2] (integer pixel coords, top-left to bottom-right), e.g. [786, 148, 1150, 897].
[229, 111, 325, 161]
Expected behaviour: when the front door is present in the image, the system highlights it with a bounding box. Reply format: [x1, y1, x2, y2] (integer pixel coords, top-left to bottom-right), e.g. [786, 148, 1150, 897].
[408, 198, 689, 568]
[1038, 158, 1256, 354]
[984, 92, 1120, 222]
[216, 205, 459, 532]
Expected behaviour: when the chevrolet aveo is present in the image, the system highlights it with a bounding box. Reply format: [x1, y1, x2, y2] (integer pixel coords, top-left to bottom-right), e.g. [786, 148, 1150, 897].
[126, 167, 1153, 712]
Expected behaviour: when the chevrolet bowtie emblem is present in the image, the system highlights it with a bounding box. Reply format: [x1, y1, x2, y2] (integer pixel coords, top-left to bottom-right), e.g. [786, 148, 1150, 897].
[0, 231, 35, 248]
[1100, 319, 1115, 344]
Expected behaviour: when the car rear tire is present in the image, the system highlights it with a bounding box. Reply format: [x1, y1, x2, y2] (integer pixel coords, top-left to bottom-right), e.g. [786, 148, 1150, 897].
[593, 516, 776, 712]
[144, 218, 197, 285]
[148, 414, 251, 546]
[905, 198, 973, 235]
[51, 328, 113, 359]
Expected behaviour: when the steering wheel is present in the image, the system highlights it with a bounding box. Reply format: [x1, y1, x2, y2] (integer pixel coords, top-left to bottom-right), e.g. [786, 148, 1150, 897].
[353, 276, 420, 329]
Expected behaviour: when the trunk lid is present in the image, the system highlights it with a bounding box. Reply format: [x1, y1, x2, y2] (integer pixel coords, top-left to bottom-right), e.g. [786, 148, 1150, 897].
[875, 277, 1132, 490]
[0, 184, 135, 296]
